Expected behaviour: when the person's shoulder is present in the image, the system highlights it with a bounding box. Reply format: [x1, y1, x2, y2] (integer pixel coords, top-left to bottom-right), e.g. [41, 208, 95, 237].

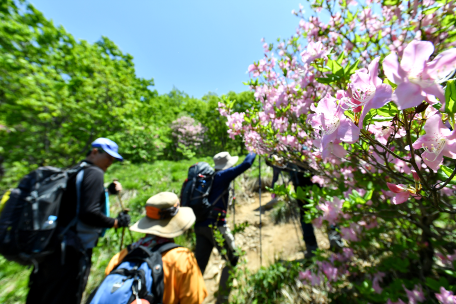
[83, 164, 104, 177]
[162, 247, 198, 271]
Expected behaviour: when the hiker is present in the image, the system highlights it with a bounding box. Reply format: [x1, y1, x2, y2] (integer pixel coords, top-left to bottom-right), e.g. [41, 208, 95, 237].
[100, 192, 207, 304]
[267, 155, 320, 258]
[194, 151, 256, 304]
[26, 138, 131, 304]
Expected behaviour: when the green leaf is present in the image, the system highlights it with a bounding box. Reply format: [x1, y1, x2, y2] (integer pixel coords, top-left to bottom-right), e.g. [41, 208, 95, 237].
[376, 102, 398, 117]
[344, 59, 360, 76]
[362, 108, 377, 127]
[437, 167, 456, 185]
[336, 52, 345, 65]
[439, 165, 456, 185]
[363, 189, 373, 201]
[384, 78, 398, 89]
[344, 110, 355, 121]
[316, 77, 335, 84]
[445, 79, 456, 115]
[423, 6, 440, 15]
[327, 59, 343, 74]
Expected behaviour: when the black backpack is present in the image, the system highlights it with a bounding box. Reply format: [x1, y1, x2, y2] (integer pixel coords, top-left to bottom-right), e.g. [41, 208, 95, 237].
[86, 243, 180, 304]
[0, 163, 87, 266]
[180, 162, 216, 221]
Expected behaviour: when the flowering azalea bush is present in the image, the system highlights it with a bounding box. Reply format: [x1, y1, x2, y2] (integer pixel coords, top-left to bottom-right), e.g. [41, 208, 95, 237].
[221, 0, 456, 302]
[169, 116, 207, 159]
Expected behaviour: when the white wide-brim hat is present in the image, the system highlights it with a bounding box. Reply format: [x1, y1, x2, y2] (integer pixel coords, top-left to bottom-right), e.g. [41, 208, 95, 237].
[129, 192, 195, 238]
[213, 152, 239, 170]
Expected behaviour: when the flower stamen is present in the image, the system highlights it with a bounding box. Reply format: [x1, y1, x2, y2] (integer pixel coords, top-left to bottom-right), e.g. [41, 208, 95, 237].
[422, 137, 446, 162]
[322, 116, 340, 135]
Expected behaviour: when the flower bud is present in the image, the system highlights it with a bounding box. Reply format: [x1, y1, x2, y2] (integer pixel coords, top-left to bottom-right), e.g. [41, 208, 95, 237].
[411, 170, 420, 182]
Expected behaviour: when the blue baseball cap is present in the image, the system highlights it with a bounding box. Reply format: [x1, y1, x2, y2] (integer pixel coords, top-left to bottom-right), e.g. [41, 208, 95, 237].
[91, 138, 123, 161]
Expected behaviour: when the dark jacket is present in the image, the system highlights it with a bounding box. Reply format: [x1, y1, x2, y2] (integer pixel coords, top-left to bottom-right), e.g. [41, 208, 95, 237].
[196, 153, 256, 227]
[58, 160, 115, 230]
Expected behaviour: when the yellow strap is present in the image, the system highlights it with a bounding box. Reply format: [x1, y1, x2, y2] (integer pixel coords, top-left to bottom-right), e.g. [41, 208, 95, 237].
[0, 190, 11, 213]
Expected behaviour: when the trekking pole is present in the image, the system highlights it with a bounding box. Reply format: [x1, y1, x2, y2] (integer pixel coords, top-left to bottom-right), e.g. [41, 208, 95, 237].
[259, 156, 262, 267]
[116, 193, 132, 250]
[232, 182, 236, 240]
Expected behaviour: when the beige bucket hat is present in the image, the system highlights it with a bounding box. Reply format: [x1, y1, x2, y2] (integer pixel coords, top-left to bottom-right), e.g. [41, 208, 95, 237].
[129, 192, 195, 238]
[213, 152, 239, 170]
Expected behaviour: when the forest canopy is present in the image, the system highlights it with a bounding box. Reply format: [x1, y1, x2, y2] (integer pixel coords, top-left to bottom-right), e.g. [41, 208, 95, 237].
[0, 0, 253, 190]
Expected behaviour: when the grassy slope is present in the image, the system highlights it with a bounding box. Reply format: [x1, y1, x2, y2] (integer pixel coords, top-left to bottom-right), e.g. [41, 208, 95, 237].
[0, 155, 268, 303]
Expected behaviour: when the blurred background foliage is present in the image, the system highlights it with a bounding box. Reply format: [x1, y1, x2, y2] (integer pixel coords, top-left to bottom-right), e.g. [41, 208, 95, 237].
[0, 0, 254, 192]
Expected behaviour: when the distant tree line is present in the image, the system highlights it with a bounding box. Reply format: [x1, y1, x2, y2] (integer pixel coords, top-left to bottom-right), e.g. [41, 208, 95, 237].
[0, 0, 253, 190]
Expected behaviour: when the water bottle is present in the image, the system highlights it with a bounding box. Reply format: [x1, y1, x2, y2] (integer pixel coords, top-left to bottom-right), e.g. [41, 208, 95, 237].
[42, 215, 57, 229]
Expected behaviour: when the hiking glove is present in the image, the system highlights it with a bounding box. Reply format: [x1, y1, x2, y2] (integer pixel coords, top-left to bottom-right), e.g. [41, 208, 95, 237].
[116, 212, 131, 228]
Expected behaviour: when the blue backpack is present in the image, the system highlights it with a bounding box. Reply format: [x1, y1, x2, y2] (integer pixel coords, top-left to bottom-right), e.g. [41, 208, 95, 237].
[87, 243, 180, 304]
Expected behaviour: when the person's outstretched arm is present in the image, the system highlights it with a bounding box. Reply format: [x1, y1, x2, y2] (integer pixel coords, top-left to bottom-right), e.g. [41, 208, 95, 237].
[218, 152, 256, 184]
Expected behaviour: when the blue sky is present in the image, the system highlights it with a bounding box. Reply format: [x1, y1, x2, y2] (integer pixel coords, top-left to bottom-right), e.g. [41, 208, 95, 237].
[29, 0, 311, 98]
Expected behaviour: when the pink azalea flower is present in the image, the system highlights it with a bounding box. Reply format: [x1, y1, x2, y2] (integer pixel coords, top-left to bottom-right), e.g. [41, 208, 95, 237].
[412, 114, 456, 172]
[386, 182, 421, 204]
[309, 94, 360, 158]
[383, 40, 456, 110]
[435, 287, 456, 304]
[317, 197, 344, 225]
[372, 272, 385, 293]
[313, 138, 348, 159]
[340, 223, 361, 242]
[404, 284, 425, 304]
[369, 120, 406, 145]
[300, 41, 330, 65]
[320, 261, 339, 282]
[345, 57, 393, 128]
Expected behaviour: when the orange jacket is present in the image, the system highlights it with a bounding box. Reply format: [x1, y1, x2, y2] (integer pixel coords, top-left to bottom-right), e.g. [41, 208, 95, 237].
[105, 246, 207, 304]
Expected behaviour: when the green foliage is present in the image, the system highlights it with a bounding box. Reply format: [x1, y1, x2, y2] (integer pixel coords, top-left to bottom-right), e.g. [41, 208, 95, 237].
[0, 0, 255, 191]
[445, 79, 456, 128]
[230, 260, 303, 304]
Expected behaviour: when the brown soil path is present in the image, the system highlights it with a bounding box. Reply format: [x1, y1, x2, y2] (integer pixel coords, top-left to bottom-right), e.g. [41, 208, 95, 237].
[202, 192, 329, 304]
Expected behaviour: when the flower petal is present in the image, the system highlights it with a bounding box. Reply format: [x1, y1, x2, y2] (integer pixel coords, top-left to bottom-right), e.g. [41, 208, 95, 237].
[337, 117, 360, 143]
[316, 93, 338, 115]
[422, 112, 444, 136]
[392, 192, 410, 205]
[332, 143, 348, 158]
[422, 150, 444, 172]
[383, 52, 406, 84]
[358, 85, 392, 129]
[400, 40, 434, 73]
[425, 48, 456, 81]
[422, 84, 445, 104]
[368, 57, 381, 87]
[387, 182, 406, 193]
[394, 82, 425, 109]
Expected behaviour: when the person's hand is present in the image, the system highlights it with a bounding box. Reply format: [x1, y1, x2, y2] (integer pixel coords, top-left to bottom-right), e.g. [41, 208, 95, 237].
[113, 181, 122, 192]
[115, 211, 130, 228]
[108, 180, 122, 195]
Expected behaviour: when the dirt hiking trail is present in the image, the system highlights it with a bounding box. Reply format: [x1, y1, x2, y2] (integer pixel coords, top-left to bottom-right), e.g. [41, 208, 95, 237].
[202, 192, 330, 304]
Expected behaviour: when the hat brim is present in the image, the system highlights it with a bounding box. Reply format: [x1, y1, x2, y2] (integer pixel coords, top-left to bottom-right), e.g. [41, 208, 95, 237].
[105, 149, 123, 161]
[129, 207, 195, 238]
[214, 155, 239, 170]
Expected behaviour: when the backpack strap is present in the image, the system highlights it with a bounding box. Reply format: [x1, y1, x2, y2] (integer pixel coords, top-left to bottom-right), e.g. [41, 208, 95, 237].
[152, 242, 181, 254]
[58, 162, 89, 264]
[148, 242, 181, 303]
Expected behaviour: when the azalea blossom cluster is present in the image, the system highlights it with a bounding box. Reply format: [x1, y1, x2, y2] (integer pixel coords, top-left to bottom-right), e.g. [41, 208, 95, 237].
[170, 116, 206, 147]
[220, 0, 456, 301]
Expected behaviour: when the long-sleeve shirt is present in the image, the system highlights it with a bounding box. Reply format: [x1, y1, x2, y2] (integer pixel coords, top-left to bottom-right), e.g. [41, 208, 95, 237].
[196, 152, 256, 227]
[105, 246, 207, 304]
[58, 160, 115, 229]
